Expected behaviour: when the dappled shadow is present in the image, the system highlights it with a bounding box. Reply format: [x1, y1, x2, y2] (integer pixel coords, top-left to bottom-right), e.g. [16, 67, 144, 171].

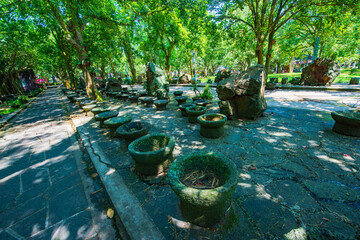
[0, 89, 99, 239]
[69, 85, 360, 239]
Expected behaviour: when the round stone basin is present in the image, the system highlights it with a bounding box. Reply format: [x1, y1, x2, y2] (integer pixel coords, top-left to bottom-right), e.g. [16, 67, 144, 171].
[67, 94, 79, 102]
[120, 94, 129, 101]
[192, 96, 202, 102]
[104, 115, 132, 137]
[142, 97, 156, 107]
[185, 106, 207, 123]
[179, 103, 195, 117]
[79, 100, 96, 107]
[128, 133, 175, 177]
[154, 100, 169, 111]
[331, 110, 360, 137]
[129, 95, 139, 103]
[174, 91, 183, 97]
[139, 91, 148, 96]
[94, 110, 118, 127]
[116, 122, 150, 146]
[107, 92, 118, 97]
[91, 106, 112, 115]
[82, 104, 98, 113]
[197, 113, 227, 138]
[175, 96, 188, 105]
[195, 100, 212, 107]
[74, 97, 87, 103]
[168, 151, 238, 227]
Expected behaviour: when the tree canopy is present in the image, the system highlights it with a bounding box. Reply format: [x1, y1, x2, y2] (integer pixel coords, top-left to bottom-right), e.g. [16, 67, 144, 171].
[0, 0, 359, 96]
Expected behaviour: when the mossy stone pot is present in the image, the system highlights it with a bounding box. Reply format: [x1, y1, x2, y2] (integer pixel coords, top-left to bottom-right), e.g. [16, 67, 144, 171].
[139, 91, 148, 96]
[120, 94, 129, 101]
[94, 110, 118, 128]
[192, 96, 202, 102]
[143, 97, 155, 107]
[128, 133, 175, 176]
[82, 104, 98, 115]
[79, 99, 96, 107]
[67, 94, 79, 102]
[168, 151, 238, 227]
[154, 100, 169, 111]
[173, 91, 183, 97]
[186, 106, 207, 123]
[331, 110, 360, 137]
[194, 99, 211, 107]
[128, 95, 139, 103]
[91, 106, 112, 115]
[116, 122, 150, 146]
[197, 113, 227, 138]
[179, 103, 195, 117]
[74, 96, 87, 103]
[175, 96, 188, 106]
[104, 115, 132, 137]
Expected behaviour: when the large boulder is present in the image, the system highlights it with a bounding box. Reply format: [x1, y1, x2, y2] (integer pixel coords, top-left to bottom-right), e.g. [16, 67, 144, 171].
[145, 62, 169, 99]
[301, 58, 340, 86]
[216, 65, 267, 120]
[214, 69, 231, 83]
[178, 74, 191, 84]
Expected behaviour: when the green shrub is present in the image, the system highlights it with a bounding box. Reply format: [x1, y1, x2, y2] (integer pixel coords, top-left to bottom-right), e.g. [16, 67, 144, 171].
[201, 84, 213, 100]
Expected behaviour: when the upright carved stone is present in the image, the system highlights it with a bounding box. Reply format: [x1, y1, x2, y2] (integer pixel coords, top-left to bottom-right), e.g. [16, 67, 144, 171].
[216, 65, 267, 120]
[146, 62, 169, 99]
[301, 58, 340, 86]
[214, 69, 231, 83]
[178, 74, 191, 84]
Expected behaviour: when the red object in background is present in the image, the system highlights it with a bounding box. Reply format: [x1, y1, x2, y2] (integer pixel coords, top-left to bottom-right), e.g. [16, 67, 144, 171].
[36, 79, 46, 84]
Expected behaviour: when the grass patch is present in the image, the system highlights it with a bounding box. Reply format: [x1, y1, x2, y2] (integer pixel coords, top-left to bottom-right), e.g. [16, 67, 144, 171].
[268, 68, 360, 83]
[0, 107, 19, 115]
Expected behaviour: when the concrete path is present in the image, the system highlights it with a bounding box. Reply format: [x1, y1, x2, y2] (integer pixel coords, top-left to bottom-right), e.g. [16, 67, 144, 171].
[0, 89, 117, 239]
[67, 85, 360, 239]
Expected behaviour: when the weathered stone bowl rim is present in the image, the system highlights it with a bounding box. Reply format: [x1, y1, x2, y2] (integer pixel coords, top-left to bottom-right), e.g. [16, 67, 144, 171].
[128, 133, 175, 156]
[154, 99, 169, 105]
[168, 151, 238, 206]
[197, 113, 227, 127]
[175, 96, 188, 101]
[116, 121, 150, 139]
[185, 106, 207, 115]
[331, 110, 360, 126]
[104, 115, 132, 127]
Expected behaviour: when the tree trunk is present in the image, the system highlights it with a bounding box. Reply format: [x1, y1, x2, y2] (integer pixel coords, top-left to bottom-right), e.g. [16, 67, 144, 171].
[164, 54, 171, 80]
[204, 67, 208, 78]
[256, 43, 264, 65]
[312, 36, 320, 62]
[265, 32, 275, 73]
[100, 63, 106, 80]
[108, 57, 118, 82]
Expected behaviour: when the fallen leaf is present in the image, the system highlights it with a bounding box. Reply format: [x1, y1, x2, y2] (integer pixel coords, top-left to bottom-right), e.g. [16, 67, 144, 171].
[302, 146, 306, 148]
[107, 208, 114, 218]
[322, 217, 329, 222]
[343, 154, 351, 158]
[91, 173, 98, 178]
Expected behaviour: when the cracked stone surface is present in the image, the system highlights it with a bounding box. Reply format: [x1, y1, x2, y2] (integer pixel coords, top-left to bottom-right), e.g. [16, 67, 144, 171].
[0, 89, 117, 239]
[66, 86, 360, 239]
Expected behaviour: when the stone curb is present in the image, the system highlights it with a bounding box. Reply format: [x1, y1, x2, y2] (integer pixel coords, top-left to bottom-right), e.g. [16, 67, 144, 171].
[63, 97, 165, 240]
[0, 91, 44, 129]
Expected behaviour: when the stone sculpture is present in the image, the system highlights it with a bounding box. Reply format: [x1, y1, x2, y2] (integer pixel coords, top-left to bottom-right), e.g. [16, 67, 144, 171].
[145, 62, 169, 99]
[214, 69, 231, 83]
[301, 58, 340, 86]
[216, 65, 267, 119]
[178, 74, 191, 84]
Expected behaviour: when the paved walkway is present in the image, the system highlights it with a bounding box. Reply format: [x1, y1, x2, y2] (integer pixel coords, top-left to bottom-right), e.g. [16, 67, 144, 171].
[68, 86, 360, 239]
[0, 89, 117, 239]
